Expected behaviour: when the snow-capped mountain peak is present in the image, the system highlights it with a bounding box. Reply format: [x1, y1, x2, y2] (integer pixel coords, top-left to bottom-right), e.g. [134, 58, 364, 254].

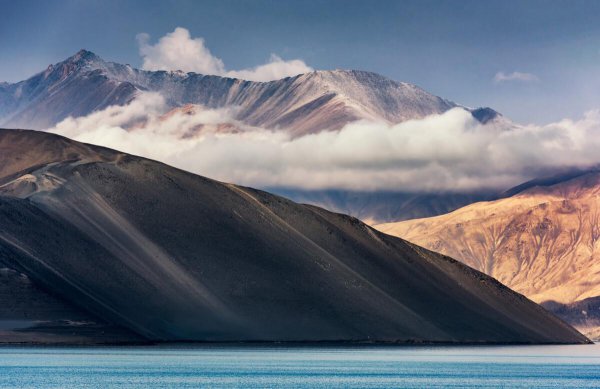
[0, 50, 500, 133]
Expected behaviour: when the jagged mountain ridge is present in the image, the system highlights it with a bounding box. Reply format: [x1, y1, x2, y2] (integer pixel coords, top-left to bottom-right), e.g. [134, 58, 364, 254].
[0, 50, 497, 135]
[0, 128, 586, 344]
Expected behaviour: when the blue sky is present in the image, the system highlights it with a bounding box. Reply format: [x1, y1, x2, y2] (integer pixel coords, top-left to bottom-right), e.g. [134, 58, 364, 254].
[1, 0, 600, 124]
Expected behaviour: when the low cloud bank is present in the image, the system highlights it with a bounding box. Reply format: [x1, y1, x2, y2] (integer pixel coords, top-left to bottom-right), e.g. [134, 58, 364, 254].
[49, 93, 600, 192]
[137, 27, 313, 81]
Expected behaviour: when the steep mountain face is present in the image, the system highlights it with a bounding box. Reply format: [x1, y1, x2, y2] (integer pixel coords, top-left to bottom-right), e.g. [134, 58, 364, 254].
[0, 129, 587, 344]
[376, 170, 600, 339]
[0, 51, 137, 130]
[0, 50, 494, 136]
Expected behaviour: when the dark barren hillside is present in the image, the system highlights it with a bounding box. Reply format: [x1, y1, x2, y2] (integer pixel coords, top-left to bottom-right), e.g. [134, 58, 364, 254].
[0, 129, 588, 344]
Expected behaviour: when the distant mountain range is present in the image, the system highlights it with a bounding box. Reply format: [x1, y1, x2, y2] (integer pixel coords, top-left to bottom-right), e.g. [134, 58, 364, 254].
[0, 50, 503, 222]
[376, 168, 600, 339]
[0, 128, 587, 344]
[270, 188, 497, 224]
[0, 50, 499, 133]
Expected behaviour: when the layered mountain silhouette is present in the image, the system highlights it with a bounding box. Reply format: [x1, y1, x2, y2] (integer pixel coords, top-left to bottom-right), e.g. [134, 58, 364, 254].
[0, 128, 587, 344]
[0, 50, 502, 223]
[270, 188, 496, 224]
[0, 50, 498, 133]
[376, 169, 600, 339]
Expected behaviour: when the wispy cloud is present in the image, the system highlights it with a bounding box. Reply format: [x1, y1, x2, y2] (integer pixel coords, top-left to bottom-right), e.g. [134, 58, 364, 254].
[136, 27, 313, 81]
[493, 71, 539, 84]
[48, 93, 600, 192]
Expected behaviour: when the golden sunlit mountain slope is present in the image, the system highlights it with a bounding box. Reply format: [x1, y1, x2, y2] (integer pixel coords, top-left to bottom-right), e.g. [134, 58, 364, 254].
[376, 171, 600, 338]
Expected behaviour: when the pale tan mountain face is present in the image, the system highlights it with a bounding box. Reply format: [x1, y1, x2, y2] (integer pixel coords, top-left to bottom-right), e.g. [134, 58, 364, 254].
[376, 172, 600, 306]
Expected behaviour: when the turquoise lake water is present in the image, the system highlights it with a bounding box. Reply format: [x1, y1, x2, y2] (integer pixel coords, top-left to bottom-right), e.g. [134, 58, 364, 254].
[1, 344, 600, 388]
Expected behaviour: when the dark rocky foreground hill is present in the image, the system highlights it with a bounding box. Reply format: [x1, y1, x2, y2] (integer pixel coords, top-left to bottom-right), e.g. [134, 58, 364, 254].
[0, 129, 589, 344]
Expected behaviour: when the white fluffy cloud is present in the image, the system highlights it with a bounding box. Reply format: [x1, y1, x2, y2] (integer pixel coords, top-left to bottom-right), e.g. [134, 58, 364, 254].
[494, 71, 539, 84]
[136, 27, 313, 81]
[226, 55, 314, 82]
[48, 93, 600, 192]
[137, 28, 225, 75]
